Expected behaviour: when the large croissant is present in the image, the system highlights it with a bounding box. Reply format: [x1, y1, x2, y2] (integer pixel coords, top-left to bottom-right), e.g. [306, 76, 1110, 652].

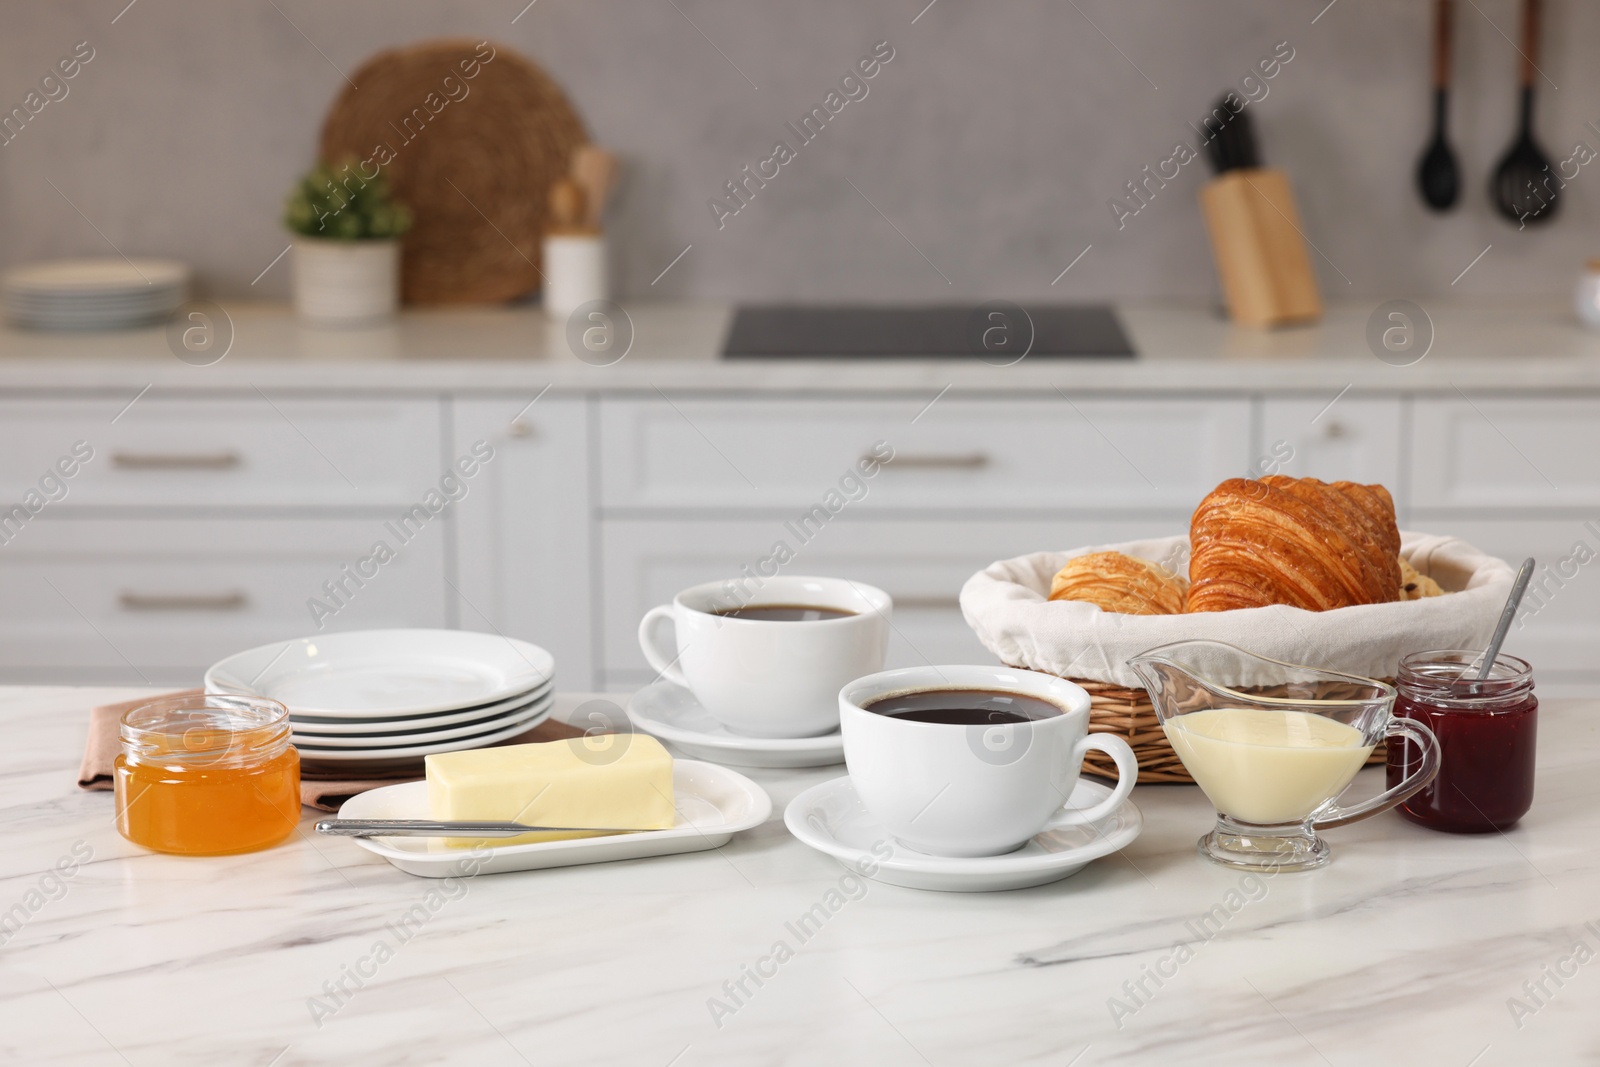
[1187, 476, 1401, 612]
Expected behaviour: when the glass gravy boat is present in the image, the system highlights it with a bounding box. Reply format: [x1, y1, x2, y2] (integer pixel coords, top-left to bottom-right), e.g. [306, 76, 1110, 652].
[1129, 640, 1441, 872]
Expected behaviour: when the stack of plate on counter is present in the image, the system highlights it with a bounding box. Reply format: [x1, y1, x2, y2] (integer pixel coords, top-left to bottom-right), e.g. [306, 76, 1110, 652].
[2, 258, 190, 330]
[204, 629, 554, 771]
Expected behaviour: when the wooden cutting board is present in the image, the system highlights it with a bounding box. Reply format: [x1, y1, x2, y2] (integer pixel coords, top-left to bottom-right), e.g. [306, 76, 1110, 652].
[320, 38, 588, 305]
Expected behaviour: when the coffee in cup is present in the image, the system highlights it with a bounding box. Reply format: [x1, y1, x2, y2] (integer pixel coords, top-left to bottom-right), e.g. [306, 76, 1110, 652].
[840, 666, 1139, 857]
[638, 576, 891, 738]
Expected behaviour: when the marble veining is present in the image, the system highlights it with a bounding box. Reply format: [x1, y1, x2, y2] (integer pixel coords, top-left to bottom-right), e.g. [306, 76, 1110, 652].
[2, 685, 1597, 1065]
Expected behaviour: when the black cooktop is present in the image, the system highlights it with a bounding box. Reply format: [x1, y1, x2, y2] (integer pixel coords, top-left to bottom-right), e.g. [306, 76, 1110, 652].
[721, 303, 1135, 360]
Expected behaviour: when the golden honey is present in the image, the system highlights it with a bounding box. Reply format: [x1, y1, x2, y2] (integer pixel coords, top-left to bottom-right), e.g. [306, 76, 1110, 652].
[114, 695, 300, 856]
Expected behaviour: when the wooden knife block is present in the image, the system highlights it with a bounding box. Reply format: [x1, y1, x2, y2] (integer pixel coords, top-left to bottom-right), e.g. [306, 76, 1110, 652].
[1199, 168, 1322, 328]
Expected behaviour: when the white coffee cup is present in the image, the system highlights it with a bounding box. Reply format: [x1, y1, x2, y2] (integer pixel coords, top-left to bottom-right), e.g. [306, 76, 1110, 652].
[840, 665, 1140, 857]
[638, 576, 891, 738]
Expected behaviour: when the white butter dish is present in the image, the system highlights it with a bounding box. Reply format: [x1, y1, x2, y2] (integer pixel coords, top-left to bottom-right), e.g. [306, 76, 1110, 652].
[333, 760, 771, 878]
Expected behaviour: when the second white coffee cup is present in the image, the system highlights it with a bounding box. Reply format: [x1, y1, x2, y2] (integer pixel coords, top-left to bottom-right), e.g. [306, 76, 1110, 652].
[638, 576, 891, 738]
[840, 665, 1140, 857]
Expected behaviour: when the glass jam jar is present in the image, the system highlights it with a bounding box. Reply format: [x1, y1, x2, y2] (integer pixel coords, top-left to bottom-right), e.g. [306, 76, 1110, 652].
[115, 694, 301, 855]
[1387, 650, 1537, 833]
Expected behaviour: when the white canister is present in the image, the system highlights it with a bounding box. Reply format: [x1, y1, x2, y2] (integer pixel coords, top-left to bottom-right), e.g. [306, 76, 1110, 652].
[542, 234, 608, 321]
[1576, 260, 1600, 330]
[291, 237, 400, 327]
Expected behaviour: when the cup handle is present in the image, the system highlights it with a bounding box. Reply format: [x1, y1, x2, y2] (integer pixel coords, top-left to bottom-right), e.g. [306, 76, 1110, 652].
[637, 605, 689, 688]
[1055, 734, 1140, 827]
[1312, 718, 1441, 831]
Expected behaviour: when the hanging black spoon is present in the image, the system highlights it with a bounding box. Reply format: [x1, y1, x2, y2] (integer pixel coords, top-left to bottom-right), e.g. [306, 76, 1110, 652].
[1417, 0, 1461, 210]
[1491, 0, 1558, 224]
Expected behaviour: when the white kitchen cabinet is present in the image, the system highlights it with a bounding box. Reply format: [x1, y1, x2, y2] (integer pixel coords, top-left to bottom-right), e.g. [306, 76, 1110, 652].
[1257, 395, 1405, 508]
[1407, 398, 1600, 694]
[597, 515, 1183, 690]
[0, 397, 442, 509]
[598, 397, 1251, 513]
[1421, 519, 1600, 694]
[1411, 396, 1600, 511]
[451, 395, 595, 688]
[0, 517, 447, 685]
[2, 378, 1597, 691]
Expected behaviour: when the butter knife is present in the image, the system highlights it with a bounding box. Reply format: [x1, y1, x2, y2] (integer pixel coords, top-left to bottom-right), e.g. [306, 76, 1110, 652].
[315, 819, 643, 839]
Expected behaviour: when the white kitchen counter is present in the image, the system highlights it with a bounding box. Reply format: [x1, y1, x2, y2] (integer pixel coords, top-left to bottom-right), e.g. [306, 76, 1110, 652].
[2, 299, 1600, 393]
[7, 685, 1598, 1065]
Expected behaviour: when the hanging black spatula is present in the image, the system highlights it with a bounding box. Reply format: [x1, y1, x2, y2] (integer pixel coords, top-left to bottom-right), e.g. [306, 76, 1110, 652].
[1417, 0, 1461, 210]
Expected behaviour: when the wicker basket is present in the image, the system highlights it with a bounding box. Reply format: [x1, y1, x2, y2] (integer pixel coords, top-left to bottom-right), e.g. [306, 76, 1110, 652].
[1009, 669, 1388, 785]
[964, 534, 1513, 785]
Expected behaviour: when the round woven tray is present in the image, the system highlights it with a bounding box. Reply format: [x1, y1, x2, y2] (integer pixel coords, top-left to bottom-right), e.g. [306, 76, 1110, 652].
[320, 39, 587, 305]
[1010, 669, 1389, 784]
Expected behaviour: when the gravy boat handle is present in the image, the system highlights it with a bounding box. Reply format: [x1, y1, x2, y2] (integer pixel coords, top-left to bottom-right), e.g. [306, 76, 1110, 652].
[1312, 718, 1441, 830]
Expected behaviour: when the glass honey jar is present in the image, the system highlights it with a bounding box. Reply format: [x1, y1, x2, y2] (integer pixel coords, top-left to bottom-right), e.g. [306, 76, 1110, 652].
[115, 694, 301, 855]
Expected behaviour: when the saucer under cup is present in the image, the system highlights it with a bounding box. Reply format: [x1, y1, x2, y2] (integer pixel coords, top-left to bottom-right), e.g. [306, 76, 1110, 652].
[839, 665, 1140, 858]
[638, 576, 890, 739]
[785, 774, 1144, 892]
[626, 680, 845, 768]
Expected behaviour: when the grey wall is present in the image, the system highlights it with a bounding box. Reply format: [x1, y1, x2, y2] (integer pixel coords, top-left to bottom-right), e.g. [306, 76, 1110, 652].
[2, 0, 1597, 303]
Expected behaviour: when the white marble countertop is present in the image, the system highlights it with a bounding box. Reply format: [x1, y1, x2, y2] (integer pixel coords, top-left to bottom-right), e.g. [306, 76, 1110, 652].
[7, 685, 1598, 1065]
[3, 299, 1600, 395]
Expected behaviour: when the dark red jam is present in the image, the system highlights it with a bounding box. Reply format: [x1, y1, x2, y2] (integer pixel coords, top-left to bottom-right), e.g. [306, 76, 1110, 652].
[1387, 650, 1537, 833]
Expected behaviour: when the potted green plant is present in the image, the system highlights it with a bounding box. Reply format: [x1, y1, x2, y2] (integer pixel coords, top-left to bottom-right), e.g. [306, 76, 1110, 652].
[284, 160, 412, 325]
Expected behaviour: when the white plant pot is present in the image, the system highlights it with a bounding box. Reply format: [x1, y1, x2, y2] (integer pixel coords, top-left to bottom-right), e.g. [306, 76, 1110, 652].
[291, 237, 400, 326]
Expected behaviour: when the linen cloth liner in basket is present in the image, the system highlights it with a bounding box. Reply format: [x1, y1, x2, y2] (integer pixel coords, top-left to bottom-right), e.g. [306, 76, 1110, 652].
[959, 532, 1517, 782]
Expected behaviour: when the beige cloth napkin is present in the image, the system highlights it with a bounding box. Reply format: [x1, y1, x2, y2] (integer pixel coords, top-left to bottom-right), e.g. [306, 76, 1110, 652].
[78, 689, 584, 812]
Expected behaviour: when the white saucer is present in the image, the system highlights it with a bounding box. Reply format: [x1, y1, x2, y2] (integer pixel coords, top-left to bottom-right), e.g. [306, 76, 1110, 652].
[335, 761, 772, 878]
[626, 681, 844, 768]
[784, 776, 1143, 893]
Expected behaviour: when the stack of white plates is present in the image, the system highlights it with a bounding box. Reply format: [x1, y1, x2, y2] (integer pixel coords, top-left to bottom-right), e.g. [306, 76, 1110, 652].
[3, 258, 190, 330]
[205, 629, 554, 770]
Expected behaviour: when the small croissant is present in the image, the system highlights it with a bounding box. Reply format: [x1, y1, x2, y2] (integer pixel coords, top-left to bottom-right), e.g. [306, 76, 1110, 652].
[1049, 552, 1188, 615]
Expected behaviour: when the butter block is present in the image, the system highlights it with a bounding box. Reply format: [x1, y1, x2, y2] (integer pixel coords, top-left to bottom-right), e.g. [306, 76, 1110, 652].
[426, 734, 675, 847]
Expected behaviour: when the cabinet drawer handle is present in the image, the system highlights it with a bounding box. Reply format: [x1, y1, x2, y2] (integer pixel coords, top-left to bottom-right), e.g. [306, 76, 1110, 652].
[119, 590, 249, 612]
[870, 452, 990, 470]
[112, 450, 242, 471]
[887, 595, 964, 610]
